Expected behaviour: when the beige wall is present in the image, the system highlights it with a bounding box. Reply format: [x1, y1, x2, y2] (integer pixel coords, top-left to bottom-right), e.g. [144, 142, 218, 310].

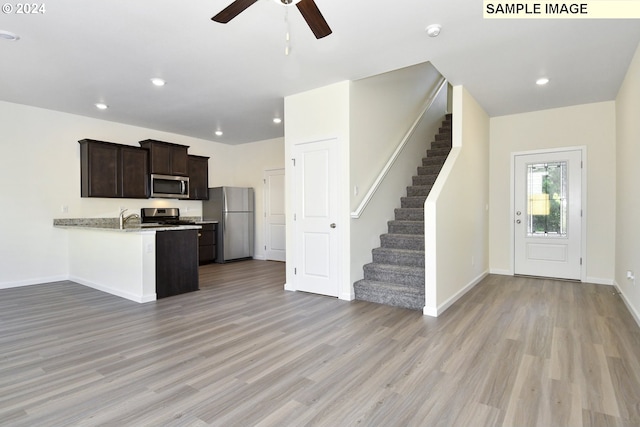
[425, 86, 490, 315]
[489, 101, 616, 284]
[349, 62, 443, 211]
[615, 42, 640, 323]
[0, 100, 283, 287]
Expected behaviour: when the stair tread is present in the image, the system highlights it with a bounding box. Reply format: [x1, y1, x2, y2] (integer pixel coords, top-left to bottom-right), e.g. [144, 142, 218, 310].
[355, 278, 424, 289]
[373, 246, 424, 253]
[364, 262, 424, 273]
[354, 280, 425, 296]
[381, 232, 424, 238]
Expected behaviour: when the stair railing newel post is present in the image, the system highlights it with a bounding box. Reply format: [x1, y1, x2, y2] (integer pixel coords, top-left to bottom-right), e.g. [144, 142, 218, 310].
[353, 113, 453, 311]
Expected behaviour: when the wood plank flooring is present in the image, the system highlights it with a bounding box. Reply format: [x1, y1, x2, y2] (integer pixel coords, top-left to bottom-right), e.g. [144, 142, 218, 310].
[1, 261, 640, 426]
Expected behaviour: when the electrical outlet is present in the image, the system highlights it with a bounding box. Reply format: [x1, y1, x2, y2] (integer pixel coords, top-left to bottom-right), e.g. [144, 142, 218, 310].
[61, 205, 68, 214]
[627, 270, 635, 283]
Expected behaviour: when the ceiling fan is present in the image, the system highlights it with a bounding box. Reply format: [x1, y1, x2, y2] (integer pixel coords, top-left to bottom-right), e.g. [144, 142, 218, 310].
[212, 0, 332, 39]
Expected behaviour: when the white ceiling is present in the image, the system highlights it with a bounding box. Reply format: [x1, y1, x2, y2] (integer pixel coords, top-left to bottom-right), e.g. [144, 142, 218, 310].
[1, 0, 639, 144]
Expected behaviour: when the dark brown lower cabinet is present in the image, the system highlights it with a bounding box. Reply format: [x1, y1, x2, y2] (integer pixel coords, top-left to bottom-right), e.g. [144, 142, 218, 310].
[198, 223, 217, 264]
[155, 229, 199, 299]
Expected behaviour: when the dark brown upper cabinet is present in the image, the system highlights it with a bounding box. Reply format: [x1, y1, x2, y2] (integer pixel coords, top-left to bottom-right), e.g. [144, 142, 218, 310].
[120, 145, 149, 198]
[188, 155, 210, 200]
[139, 139, 189, 176]
[79, 139, 148, 198]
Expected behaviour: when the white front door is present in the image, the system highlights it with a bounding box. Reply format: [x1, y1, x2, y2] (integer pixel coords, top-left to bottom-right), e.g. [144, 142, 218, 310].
[264, 168, 286, 262]
[514, 149, 583, 280]
[292, 138, 339, 297]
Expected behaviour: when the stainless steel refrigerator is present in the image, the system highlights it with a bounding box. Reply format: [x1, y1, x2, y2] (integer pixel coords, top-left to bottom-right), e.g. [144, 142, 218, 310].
[203, 187, 254, 263]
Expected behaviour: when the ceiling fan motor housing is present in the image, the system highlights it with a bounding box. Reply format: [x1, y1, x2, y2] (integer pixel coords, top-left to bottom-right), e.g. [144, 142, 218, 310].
[213, 0, 331, 39]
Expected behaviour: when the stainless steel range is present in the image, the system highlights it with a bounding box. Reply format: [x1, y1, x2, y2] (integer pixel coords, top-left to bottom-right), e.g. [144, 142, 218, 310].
[140, 208, 195, 227]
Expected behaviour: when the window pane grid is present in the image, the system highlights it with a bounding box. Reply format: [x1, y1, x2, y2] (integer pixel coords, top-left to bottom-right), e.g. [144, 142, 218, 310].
[526, 161, 568, 237]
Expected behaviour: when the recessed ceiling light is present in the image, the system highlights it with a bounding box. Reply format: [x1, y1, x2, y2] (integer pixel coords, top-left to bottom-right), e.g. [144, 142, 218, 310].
[0, 30, 20, 41]
[425, 24, 441, 38]
[95, 103, 108, 110]
[536, 77, 550, 86]
[215, 130, 223, 137]
[151, 78, 166, 87]
[273, 117, 282, 124]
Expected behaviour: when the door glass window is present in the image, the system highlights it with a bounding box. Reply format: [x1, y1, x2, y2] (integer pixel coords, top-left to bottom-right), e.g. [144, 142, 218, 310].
[526, 161, 567, 237]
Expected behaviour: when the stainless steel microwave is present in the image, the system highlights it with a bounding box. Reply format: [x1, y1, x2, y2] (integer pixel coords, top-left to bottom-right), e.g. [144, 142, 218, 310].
[149, 174, 189, 199]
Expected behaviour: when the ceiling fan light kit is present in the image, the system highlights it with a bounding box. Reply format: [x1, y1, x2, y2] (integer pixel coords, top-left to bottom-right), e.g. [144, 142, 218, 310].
[212, 0, 332, 39]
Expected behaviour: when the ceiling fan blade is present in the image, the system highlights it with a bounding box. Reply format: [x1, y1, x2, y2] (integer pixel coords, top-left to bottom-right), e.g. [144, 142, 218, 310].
[296, 0, 332, 39]
[212, 0, 258, 23]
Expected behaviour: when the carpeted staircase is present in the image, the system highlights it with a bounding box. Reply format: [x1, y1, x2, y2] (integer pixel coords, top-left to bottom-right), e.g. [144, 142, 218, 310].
[353, 114, 452, 311]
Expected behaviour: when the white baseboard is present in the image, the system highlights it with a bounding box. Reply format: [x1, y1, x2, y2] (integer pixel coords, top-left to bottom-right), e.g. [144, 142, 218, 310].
[339, 291, 354, 301]
[489, 268, 512, 276]
[0, 275, 69, 289]
[585, 276, 614, 286]
[614, 281, 640, 329]
[423, 270, 489, 317]
[69, 275, 156, 303]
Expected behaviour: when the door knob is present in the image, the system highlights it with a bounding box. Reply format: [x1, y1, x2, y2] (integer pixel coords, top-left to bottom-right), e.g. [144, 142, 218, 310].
[330, 223, 336, 228]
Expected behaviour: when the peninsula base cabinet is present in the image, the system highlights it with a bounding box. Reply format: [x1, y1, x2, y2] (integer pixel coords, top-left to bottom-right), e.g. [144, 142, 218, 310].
[155, 229, 199, 298]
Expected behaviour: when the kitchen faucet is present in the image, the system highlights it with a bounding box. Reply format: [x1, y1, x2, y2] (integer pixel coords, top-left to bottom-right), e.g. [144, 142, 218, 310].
[119, 209, 140, 229]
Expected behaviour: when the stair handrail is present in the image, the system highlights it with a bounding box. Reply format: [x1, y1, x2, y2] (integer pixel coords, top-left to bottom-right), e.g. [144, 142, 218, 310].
[350, 76, 447, 219]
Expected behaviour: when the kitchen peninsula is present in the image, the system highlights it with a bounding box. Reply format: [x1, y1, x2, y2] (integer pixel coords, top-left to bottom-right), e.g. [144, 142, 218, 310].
[54, 218, 201, 303]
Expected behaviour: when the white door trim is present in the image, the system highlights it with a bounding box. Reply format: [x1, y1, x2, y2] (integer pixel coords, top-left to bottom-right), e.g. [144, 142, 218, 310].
[509, 146, 587, 281]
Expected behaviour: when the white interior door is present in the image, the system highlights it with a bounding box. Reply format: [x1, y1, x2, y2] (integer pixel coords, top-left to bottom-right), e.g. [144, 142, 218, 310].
[293, 139, 339, 297]
[514, 150, 583, 280]
[264, 169, 286, 262]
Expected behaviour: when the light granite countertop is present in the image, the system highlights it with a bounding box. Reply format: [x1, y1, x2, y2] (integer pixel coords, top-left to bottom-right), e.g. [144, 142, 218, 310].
[53, 218, 202, 233]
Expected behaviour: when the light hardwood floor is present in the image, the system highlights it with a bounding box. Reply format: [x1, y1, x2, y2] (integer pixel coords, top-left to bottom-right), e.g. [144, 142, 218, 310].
[1, 261, 640, 426]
